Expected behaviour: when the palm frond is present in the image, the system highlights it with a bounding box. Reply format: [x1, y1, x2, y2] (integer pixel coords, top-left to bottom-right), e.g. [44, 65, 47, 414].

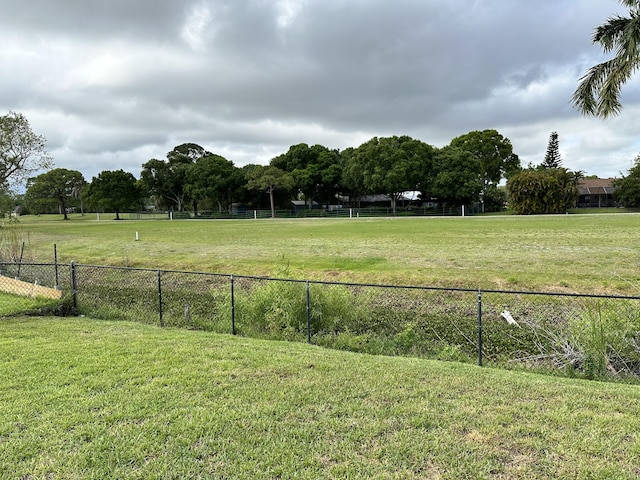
[573, 1, 640, 117]
[593, 17, 630, 51]
[572, 59, 624, 118]
[618, 0, 640, 11]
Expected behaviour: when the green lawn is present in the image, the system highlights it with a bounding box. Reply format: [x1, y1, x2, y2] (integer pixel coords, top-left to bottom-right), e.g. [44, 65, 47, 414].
[0, 291, 59, 316]
[4, 213, 640, 294]
[1, 316, 640, 479]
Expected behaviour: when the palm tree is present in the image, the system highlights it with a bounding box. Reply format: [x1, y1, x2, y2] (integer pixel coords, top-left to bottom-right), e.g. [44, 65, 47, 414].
[572, 0, 640, 118]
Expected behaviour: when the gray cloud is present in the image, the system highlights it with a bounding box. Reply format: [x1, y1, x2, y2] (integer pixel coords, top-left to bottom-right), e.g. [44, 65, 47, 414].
[0, 0, 636, 183]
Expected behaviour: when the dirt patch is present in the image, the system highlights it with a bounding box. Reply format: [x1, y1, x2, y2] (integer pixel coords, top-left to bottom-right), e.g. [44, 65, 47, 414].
[0, 275, 62, 300]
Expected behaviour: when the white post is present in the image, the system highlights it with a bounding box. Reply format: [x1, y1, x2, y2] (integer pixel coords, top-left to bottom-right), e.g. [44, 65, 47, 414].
[350, 208, 352, 219]
[97, 212, 100, 221]
[254, 210, 257, 220]
[135, 231, 139, 241]
[461, 205, 465, 217]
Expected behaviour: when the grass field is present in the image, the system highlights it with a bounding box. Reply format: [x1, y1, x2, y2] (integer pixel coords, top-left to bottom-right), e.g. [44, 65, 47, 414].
[3, 212, 640, 294]
[1, 316, 640, 479]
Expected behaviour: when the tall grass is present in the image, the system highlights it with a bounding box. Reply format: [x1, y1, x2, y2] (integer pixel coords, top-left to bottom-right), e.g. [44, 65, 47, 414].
[568, 301, 640, 379]
[0, 219, 28, 263]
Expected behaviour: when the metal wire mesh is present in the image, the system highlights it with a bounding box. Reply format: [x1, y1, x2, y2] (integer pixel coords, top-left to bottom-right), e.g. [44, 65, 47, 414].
[0, 262, 71, 316]
[159, 270, 230, 330]
[3, 262, 640, 378]
[231, 276, 309, 341]
[482, 291, 640, 375]
[74, 265, 159, 323]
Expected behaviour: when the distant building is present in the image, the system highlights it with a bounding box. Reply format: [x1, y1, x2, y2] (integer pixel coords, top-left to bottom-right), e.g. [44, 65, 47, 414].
[291, 200, 320, 212]
[345, 192, 420, 208]
[577, 178, 618, 208]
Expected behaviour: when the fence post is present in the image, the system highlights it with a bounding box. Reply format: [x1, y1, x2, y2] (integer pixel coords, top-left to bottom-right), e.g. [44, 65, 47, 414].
[306, 281, 311, 343]
[230, 275, 236, 335]
[157, 270, 164, 327]
[477, 289, 483, 367]
[54, 244, 59, 289]
[17, 241, 25, 277]
[70, 261, 78, 312]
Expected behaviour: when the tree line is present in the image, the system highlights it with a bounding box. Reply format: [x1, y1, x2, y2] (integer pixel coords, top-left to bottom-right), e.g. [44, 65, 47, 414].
[16, 129, 524, 218]
[3, 111, 640, 218]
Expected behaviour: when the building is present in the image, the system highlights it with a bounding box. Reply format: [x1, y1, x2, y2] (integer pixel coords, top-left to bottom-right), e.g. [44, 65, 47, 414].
[577, 178, 618, 208]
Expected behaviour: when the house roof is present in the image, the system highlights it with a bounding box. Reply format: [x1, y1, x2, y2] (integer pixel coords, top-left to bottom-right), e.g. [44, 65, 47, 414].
[357, 193, 418, 203]
[578, 178, 617, 195]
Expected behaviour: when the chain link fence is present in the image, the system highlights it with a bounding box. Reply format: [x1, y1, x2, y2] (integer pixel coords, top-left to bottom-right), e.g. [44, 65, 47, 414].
[2, 262, 640, 379]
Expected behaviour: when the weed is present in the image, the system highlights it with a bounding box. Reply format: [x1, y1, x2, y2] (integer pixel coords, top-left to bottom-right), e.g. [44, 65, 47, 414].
[0, 218, 27, 263]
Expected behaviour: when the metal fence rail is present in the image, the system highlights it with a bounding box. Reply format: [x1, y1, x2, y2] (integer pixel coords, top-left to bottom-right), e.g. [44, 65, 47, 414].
[2, 262, 640, 378]
[124, 205, 465, 220]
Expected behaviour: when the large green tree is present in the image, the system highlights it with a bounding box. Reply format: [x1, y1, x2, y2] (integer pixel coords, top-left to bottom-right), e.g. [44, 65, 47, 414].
[271, 144, 343, 209]
[343, 136, 435, 214]
[431, 146, 483, 207]
[140, 143, 211, 212]
[140, 158, 191, 211]
[449, 129, 520, 210]
[24, 168, 85, 220]
[0, 111, 53, 186]
[507, 168, 582, 214]
[613, 155, 640, 207]
[246, 165, 294, 218]
[186, 154, 243, 214]
[572, 0, 640, 117]
[86, 170, 141, 220]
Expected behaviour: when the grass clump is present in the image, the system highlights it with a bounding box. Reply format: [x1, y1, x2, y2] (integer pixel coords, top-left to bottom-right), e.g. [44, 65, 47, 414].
[0, 219, 28, 263]
[568, 301, 640, 379]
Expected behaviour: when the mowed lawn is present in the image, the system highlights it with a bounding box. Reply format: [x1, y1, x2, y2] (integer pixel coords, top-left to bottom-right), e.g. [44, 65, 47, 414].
[1, 316, 640, 479]
[7, 213, 640, 294]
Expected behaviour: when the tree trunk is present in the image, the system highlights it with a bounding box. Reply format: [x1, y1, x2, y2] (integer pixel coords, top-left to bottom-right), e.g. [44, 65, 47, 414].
[58, 193, 69, 220]
[268, 187, 276, 218]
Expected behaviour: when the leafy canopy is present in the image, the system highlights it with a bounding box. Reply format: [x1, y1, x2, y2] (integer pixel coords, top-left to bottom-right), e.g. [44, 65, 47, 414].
[449, 129, 520, 187]
[24, 168, 85, 220]
[0, 111, 52, 187]
[613, 155, 640, 207]
[86, 169, 141, 220]
[507, 168, 582, 215]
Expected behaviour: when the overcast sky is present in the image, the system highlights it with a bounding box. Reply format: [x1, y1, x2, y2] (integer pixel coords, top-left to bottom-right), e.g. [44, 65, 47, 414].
[2, 0, 639, 184]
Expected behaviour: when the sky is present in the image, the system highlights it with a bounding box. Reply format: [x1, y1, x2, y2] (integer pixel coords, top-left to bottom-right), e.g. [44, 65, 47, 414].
[2, 0, 640, 185]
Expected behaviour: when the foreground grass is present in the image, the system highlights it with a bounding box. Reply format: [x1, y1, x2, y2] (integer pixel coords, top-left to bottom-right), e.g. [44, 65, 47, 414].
[5, 213, 640, 294]
[1, 317, 640, 479]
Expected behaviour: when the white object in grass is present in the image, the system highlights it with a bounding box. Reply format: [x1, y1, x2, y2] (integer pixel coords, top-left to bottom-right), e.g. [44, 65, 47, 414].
[501, 310, 519, 327]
